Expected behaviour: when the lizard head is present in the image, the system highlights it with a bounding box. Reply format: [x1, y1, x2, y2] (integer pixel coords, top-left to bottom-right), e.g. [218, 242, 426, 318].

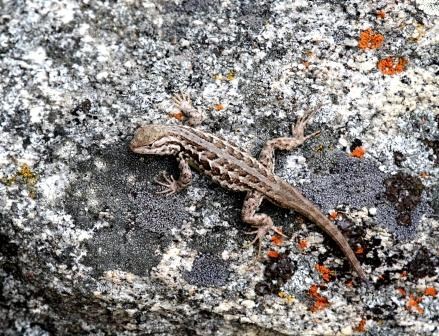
[130, 125, 177, 155]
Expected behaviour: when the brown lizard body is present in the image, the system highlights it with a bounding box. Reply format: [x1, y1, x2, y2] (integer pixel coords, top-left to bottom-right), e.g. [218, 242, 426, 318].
[130, 101, 367, 281]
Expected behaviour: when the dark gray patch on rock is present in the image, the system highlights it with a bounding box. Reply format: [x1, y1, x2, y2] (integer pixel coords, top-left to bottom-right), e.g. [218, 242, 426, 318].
[301, 151, 388, 210]
[189, 226, 232, 255]
[299, 150, 431, 240]
[383, 172, 425, 227]
[65, 144, 190, 276]
[405, 247, 438, 279]
[184, 254, 229, 287]
[431, 184, 439, 215]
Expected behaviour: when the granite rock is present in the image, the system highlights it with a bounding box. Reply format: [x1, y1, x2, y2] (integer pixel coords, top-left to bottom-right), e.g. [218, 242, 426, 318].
[1, 0, 438, 335]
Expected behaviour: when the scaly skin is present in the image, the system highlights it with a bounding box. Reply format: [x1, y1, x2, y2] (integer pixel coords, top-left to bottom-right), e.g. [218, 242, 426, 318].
[130, 104, 367, 281]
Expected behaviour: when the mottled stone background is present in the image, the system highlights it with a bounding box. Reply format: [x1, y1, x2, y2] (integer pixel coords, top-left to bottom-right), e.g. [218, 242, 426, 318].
[0, 0, 438, 335]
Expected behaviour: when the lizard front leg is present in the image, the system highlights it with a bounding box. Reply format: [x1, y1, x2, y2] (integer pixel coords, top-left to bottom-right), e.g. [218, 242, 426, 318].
[242, 191, 286, 256]
[155, 153, 192, 195]
[258, 106, 320, 170]
[172, 92, 204, 126]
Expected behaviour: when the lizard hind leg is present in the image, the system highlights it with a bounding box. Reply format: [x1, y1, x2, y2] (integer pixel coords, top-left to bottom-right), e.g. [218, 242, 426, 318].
[172, 92, 191, 111]
[241, 191, 286, 257]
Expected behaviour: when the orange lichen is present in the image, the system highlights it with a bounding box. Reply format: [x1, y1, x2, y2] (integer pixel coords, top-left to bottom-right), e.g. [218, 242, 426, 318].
[406, 294, 424, 314]
[354, 319, 367, 332]
[170, 111, 185, 121]
[298, 239, 309, 250]
[213, 104, 224, 111]
[309, 284, 319, 297]
[315, 264, 334, 282]
[271, 233, 284, 246]
[267, 250, 280, 259]
[328, 210, 339, 221]
[1, 163, 37, 192]
[313, 144, 325, 153]
[351, 146, 366, 158]
[397, 287, 407, 297]
[424, 287, 437, 297]
[17, 164, 38, 198]
[345, 279, 354, 287]
[419, 171, 429, 178]
[310, 299, 330, 312]
[376, 10, 385, 19]
[355, 246, 364, 255]
[1, 161, 39, 199]
[18, 164, 36, 180]
[358, 29, 384, 50]
[309, 284, 330, 312]
[377, 57, 408, 75]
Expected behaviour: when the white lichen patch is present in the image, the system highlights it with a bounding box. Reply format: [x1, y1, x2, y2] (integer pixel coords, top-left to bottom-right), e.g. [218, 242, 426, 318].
[38, 173, 68, 204]
[151, 242, 197, 288]
[417, 0, 439, 16]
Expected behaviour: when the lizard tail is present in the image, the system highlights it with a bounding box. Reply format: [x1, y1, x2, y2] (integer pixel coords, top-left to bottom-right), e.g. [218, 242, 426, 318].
[289, 196, 368, 282]
[316, 212, 367, 281]
[305, 207, 368, 282]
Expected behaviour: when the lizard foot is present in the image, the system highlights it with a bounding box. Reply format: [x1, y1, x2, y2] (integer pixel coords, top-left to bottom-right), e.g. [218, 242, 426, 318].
[172, 92, 204, 126]
[244, 224, 287, 258]
[172, 92, 193, 112]
[154, 171, 180, 195]
[292, 104, 321, 141]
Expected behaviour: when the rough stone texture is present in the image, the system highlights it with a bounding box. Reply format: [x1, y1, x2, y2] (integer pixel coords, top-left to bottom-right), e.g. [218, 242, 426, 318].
[0, 0, 438, 335]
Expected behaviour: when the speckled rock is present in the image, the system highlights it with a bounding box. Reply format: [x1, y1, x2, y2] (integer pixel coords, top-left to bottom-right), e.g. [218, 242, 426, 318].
[1, 1, 438, 335]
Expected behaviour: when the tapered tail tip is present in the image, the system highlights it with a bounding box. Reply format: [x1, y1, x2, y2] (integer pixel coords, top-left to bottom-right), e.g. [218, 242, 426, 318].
[356, 268, 370, 286]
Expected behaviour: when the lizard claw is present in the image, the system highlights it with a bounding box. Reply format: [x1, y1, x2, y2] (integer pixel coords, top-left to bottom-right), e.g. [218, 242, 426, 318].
[271, 225, 287, 238]
[304, 130, 321, 141]
[154, 171, 179, 195]
[244, 226, 267, 252]
[172, 92, 194, 114]
[244, 224, 287, 258]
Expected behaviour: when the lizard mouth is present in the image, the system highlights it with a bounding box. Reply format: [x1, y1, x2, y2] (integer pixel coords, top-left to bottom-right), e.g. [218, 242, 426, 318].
[130, 145, 152, 154]
[129, 139, 152, 153]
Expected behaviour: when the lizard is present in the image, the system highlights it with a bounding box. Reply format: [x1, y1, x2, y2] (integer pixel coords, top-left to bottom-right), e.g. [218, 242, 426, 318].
[130, 95, 368, 282]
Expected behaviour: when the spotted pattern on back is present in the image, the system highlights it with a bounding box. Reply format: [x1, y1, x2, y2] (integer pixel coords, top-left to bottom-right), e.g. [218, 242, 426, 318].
[172, 126, 276, 193]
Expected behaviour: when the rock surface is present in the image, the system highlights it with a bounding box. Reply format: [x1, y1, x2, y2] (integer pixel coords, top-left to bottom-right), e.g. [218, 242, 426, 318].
[1, 0, 438, 335]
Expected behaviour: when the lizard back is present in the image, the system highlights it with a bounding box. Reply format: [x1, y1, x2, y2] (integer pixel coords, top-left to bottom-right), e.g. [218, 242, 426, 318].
[170, 126, 281, 194]
[168, 126, 328, 214]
